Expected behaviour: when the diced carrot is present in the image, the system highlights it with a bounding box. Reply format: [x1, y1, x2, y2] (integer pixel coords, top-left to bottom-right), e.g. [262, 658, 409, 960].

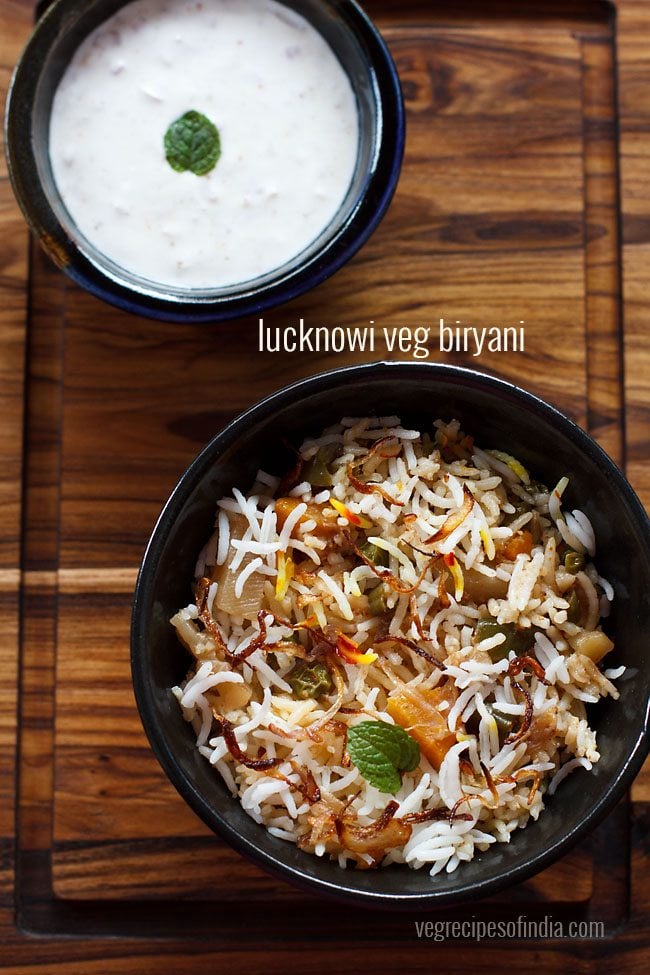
[386, 683, 458, 771]
[498, 530, 533, 561]
[275, 498, 339, 538]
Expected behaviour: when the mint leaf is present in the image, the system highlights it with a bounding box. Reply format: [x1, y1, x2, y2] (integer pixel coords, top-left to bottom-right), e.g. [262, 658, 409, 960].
[347, 721, 421, 795]
[164, 110, 221, 176]
[347, 742, 402, 795]
[397, 732, 420, 773]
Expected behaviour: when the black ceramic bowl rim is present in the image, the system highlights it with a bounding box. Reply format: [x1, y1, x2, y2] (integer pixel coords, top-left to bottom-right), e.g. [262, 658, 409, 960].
[4, 0, 405, 323]
[131, 361, 650, 908]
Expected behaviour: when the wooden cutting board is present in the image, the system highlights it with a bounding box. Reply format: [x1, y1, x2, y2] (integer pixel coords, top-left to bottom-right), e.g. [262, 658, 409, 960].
[1, 0, 649, 970]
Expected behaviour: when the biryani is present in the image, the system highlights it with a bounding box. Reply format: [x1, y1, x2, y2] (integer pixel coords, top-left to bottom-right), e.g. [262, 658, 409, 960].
[171, 416, 623, 876]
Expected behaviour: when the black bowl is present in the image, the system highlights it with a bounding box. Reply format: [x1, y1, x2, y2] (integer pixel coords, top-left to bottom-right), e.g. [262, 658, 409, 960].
[5, 0, 404, 323]
[131, 362, 650, 907]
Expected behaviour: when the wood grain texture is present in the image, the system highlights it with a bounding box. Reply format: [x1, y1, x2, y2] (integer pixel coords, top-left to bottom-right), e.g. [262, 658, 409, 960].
[0, 0, 30, 962]
[0, 0, 649, 970]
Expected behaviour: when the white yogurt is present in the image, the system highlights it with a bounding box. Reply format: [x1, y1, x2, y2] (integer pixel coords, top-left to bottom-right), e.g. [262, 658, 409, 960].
[49, 0, 359, 289]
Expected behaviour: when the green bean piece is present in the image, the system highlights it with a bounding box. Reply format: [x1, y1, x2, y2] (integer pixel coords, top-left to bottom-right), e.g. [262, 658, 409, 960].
[359, 540, 389, 567]
[567, 589, 582, 624]
[302, 444, 341, 487]
[475, 618, 535, 661]
[508, 626, 536, 656]
[465, 702, 514, 743]
[475, 619, 503, 643]
[288, 660, 334, 700]
[490, 705, 515, 742]
[564, 550, 585, 575]
[368, 583, 388, 616]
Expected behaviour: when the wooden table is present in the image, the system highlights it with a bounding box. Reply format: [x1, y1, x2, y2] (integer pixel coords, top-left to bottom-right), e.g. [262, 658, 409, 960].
[1, 0, 648, 970]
